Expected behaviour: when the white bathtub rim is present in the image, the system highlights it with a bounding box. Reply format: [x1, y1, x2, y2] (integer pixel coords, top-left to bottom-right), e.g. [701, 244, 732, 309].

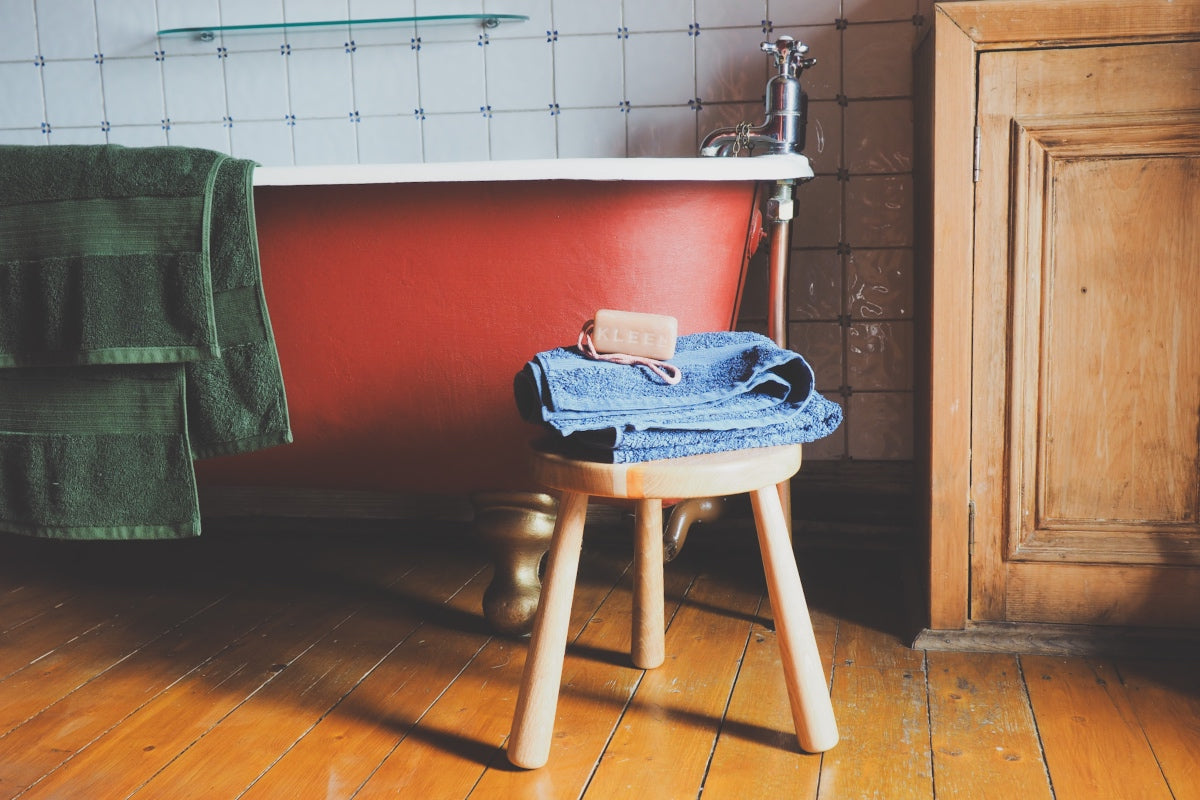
[252, 155, 814, 186]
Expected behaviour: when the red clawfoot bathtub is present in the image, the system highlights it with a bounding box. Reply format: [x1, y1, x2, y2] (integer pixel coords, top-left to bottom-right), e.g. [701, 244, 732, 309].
[195, 156, 813, 633]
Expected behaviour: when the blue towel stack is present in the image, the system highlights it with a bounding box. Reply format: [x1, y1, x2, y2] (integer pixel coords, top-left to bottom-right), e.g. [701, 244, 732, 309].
[514, 331, 842, 463]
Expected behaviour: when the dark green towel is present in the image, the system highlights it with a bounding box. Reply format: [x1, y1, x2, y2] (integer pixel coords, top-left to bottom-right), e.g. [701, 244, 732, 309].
[0, 144, 291, 539]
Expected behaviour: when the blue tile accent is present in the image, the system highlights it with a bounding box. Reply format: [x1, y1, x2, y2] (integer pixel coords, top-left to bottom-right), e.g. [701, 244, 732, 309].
[688, 23, 701, 37]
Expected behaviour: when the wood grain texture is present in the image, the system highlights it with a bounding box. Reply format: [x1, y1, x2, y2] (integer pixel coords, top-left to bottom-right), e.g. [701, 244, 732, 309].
[632, 499, 666, 670]
[1116, 660, 1200, 798]
[701, 600, 825, 799]
[926, 651, 1051, 799]
[530, 444, 802, 501]
[915, 621, 1200, 659]
[1005, 563, 1200, 628]
[915, 6, 977, 630]
[354, 540, 630, 796]
[235, 572, 494, 800]
[1006, 117, 1200, 563]
[1021, 655, 1173, 800]
[939, 0, 1200, 46]
[750, 486, 838, 753]
[3, 523, 1200, 800]
[0, 581, 78, 634]
[469, 553, 696, 799]
[921, 0, 1200, 634]
[834, 554, 925, 672]
[817, 665, 933, 800]
[134, 610, 432, 799]
[582, 572, 762, 799]
[505, 490, 591, 770]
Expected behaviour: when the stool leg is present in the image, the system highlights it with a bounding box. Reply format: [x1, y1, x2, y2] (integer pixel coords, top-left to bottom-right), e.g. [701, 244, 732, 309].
[750, 486, 839, 753]
[632, 499, 665, 669]
[507, 490, 590, 769]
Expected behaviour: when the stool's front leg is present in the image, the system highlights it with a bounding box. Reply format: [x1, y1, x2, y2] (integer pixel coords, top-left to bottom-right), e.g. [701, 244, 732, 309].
[750, 485, 839, 754]
[507, 490, 589, 769]
[633, 499, 665, 669]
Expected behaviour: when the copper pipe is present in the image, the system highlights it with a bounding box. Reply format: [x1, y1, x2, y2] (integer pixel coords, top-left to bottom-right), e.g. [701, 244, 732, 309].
[766, 180, 795, 536]
[766, 180, 794, 348]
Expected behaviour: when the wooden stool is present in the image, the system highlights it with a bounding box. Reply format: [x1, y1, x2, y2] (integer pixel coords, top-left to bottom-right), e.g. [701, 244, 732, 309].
[506, 443, 839, 769]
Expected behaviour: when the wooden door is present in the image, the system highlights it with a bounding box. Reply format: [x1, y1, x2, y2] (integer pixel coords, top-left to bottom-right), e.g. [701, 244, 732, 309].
[970, 41, 1200, 627]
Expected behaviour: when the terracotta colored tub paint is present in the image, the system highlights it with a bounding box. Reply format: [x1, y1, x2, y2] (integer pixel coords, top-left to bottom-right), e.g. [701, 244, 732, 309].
[195, 157, 813, 495]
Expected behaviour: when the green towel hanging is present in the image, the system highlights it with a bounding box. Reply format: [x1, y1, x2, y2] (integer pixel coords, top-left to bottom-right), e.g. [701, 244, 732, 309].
[0, 144, 292, 540]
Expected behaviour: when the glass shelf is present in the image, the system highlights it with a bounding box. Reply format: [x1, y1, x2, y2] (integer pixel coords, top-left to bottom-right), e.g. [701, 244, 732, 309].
[157, 13, 529, 40]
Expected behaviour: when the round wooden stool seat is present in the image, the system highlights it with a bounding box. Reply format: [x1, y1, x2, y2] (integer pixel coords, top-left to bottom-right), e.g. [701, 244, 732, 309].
[531, 443, 804, 500]
[507, 442, 839, 769]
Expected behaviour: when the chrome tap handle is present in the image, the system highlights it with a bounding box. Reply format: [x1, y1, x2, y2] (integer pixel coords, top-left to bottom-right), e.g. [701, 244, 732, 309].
[761, 36, 816, 78]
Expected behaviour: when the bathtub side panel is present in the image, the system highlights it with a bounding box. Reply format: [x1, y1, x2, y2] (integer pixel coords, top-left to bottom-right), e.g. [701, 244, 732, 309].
[195, 180, 761, 494]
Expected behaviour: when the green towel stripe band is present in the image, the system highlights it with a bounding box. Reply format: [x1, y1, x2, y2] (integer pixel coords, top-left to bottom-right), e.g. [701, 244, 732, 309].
[0, 345, 215, 368]
[0, 196, 205, 260]
[213, 285, 268, 344]
[0, 368, 185, 434]
[0, 519, 200, 540]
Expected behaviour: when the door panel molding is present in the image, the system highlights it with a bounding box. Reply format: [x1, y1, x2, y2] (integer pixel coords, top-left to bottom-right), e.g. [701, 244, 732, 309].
[1006, 112, 1200, 566]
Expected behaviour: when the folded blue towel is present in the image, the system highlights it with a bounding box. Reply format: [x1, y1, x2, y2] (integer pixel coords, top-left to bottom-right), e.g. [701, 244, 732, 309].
[562, 392, 843, 463]
[516, 331, 813, 434]
[514, 331, 842, 462]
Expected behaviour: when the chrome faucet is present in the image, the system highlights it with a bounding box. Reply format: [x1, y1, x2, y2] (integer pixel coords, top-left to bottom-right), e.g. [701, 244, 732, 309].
[700, 36, 816, 157]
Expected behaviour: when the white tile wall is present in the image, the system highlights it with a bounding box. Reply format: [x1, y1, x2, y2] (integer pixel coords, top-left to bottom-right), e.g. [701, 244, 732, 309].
[0, 0, 934, 461]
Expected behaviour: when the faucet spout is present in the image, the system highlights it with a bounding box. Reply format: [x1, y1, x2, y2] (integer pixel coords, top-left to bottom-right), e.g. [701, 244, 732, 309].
[700, 122, 799, 157]
[699, 126, 751, 157]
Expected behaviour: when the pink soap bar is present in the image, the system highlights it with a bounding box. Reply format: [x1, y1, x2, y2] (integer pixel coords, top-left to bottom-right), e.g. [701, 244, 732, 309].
[590, 309, 678, 360]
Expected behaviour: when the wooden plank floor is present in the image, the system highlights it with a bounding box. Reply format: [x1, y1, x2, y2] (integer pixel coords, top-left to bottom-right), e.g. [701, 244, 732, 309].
[1, 517, 1198, 799]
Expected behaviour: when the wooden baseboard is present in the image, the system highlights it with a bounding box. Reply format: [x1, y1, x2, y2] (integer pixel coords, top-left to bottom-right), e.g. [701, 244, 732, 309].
[198, 459, 917, 543]
[790, 459, 916, 545]
[914, 622, 1200, 659]
[197, 486, 631, 530]
[198, 486, 476, 522]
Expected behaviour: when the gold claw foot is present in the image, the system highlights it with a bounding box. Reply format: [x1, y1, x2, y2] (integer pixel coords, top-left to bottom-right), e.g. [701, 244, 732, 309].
[472, 492, 557, 635]
[663, 495, 727, 561]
